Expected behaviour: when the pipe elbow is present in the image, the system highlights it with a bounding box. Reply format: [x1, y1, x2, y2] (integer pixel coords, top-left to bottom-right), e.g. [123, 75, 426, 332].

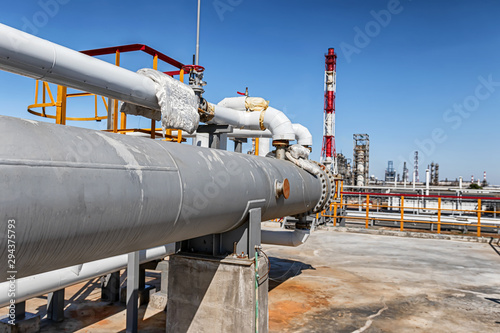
[264, 106, 295, 141]
[292, 123, 313, 146]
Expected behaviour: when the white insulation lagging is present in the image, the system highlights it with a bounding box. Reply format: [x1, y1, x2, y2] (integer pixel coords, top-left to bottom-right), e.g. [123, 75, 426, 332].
[211, 104, 295, 141]
[212, 96, 296, 141]
[214, 97, 312, 145]
[0, 244, 175, 308]
[291, 123, 313, 146]
[121, 69, 199, 134]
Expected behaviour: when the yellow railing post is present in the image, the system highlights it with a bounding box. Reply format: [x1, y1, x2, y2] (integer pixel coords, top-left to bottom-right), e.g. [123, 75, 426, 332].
[437, 197, 441, 234]
[255, 138, 260, 155]
[400, 196, 404, 231]
[365, 194, 370, 228]
[55, 85, 67, 125]
[340, 181, 343, 210]
[477, 199, 481, 237]
[179, 68, 185, 83]
[333, 202, 338, 227]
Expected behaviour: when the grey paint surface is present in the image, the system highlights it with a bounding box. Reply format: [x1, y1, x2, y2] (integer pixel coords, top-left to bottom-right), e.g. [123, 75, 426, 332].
[0, 116, 327, 281]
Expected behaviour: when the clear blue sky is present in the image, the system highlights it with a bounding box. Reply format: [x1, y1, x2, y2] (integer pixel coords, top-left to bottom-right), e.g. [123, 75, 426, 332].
[1, 0, 499, 184]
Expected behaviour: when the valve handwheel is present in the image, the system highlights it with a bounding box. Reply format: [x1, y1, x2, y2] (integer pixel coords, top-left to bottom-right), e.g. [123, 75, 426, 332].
[182, 64, 205, 72]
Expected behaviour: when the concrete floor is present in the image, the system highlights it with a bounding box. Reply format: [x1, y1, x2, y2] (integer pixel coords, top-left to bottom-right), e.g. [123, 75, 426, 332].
[1, 229, 499, 332]
[266, 229, 500, 332]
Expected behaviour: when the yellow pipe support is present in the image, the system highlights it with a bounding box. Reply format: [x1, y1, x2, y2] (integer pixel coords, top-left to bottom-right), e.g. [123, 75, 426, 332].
[400, 196, 404, 231]
[34, 80, 39, 105]
[55, 85, 67, 125]
[102, 96, 108, 111]
[94, 95, 98, 119]
[44, 82, 55, 104]
[365, 194, 370, 228]
[255, 138, 259, 155]
[437, 197, 441, 234]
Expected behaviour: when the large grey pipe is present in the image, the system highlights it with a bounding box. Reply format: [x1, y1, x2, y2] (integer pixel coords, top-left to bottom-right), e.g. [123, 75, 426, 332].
[0, 116, 327, 281]
[0, 23, 159, 110]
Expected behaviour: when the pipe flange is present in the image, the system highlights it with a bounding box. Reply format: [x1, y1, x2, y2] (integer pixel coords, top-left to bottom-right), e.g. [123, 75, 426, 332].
[323, 166, 336, 208]
[311, 163, 328, 213]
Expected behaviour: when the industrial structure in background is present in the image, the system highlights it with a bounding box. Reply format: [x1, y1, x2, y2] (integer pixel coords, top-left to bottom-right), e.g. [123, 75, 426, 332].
[337, 153, 352, 184]
[321, 48, 337, 173]
[353, 134, 370, 186]
[430, 162, 440, 186]
[414, 151, 419, 182]
[384, 160, 396, 183]
[402, 161, 409, 183]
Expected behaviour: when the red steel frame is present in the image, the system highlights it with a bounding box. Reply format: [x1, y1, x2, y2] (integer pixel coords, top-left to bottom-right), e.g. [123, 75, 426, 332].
[81, 44, 185, 76]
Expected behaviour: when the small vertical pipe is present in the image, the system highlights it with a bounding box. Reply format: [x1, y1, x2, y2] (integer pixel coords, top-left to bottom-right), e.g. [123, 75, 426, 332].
[151, 119, 156, 139]
[459, 176, 463, 190]
[477, 199, 481, 237]
[42, 81, 46, 117]
[365, 194, 370, 228]
[412, 171, 416, 191]
[195, 0, 201, 65]
[437, 197, 441, 234]
[255, 138, 259, 155]
[400, 196, 404, 231]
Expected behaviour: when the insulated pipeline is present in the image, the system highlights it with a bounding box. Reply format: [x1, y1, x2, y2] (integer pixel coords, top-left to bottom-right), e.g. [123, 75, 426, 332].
[0, 116, 331, 281]
[0, 23, 159, 110]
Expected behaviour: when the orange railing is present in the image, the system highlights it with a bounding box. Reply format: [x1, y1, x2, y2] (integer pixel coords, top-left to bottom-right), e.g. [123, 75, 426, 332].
[321, 188, 500, 237]
[26, 44, 187, 142]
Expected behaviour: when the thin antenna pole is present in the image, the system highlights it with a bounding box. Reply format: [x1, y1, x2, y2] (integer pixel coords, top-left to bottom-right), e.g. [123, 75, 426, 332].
[195, 0, 201, 65]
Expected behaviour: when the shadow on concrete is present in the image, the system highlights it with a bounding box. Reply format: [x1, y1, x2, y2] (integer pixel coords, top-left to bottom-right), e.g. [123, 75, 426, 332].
[485, 297, 500, 305]
[36, 271, 162, 332]
[267, 257, 315, 291]
[117, 309, 166, 333]
[488, 238, 500, 256]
